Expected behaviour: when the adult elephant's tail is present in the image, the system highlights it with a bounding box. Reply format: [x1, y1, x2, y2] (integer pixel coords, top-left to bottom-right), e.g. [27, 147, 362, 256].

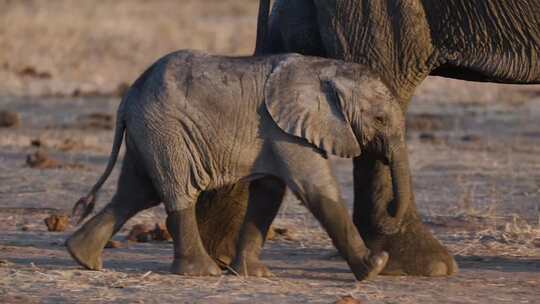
[254, 0, 271, 55]
[71, 96, 127, 224]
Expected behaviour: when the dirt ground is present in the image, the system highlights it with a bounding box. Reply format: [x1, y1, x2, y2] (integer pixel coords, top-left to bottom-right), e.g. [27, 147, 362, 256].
[0, 1, 539, 303]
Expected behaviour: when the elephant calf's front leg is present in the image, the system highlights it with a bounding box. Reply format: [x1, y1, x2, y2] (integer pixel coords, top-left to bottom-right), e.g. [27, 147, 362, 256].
[166, 204, 222, 276]
[301, 185, 389, 281]
[277, 153, 388, 281]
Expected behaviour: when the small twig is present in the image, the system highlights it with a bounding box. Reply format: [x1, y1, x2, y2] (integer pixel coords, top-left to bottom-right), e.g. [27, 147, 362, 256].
[224, 264, 241, 277]
[222, 264, 249, 283]
[140, 271, 152, 280]
[453, 242, 478, 255]
[34, 271, 55, 281]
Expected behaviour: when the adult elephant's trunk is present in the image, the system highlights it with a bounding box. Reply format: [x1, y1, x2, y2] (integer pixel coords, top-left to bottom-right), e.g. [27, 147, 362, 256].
[390, 144, 411, 222]
[376, 143, 411, 235]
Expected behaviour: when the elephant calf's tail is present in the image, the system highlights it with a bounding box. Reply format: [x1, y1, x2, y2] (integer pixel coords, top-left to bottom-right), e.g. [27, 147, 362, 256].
[71, 98, 127, 225]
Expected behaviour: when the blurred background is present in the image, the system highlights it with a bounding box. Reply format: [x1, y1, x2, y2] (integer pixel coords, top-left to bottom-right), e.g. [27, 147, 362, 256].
[0, 0, 538, 101]
[0, 0, 258, 96]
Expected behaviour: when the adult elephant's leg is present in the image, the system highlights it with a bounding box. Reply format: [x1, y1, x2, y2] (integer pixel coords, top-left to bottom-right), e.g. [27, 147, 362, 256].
[196, 182, 249, 267]
[352, 155, 458, 276]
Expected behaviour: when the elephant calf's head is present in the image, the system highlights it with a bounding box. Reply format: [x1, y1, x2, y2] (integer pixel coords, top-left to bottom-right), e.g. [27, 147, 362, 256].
[329, 76, 406, 161]
[265, 55, 410, 234]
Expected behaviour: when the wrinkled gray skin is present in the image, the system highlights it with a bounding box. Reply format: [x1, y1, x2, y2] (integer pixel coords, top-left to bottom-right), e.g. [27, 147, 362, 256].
[66, 50, 413, 280]
[226, 0, 539, 277]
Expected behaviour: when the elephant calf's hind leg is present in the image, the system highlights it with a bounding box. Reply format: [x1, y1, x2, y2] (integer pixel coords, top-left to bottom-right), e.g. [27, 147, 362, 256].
[231, 177, 286, 277]
[66, 153, 159, 270]
[167, 202, 222, 276]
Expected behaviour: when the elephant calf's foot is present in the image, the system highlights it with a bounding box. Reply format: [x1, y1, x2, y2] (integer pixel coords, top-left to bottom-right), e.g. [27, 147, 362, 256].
[351, 251, 389, 281]
[170, 256, 222, 276]
[230, 259, 273, 277]
[65, 209, 119, 270]
[65, 234, 104, 271]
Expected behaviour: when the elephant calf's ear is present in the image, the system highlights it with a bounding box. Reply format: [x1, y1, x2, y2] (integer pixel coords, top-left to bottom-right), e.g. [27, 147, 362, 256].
[264, 56, 361, 158]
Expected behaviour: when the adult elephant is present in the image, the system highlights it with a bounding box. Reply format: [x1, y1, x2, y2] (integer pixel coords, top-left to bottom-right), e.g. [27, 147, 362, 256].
[195, 0, 540, 276]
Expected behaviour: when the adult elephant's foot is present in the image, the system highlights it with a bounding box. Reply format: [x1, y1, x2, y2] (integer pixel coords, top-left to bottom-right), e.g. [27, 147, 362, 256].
[353, 157, 458, 277]
[360, 214, 458, 276]
[196, 183, 249, 267]
[66, 207, 118, 270]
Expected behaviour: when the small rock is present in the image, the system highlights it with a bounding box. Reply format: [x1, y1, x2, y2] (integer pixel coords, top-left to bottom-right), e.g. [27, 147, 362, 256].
[0, 259, 12, 267]
[26, 150, 84, 170]
[127, 224, 152, 242]
[50, 240, 65, 246]
[461, 134, 481, 142]
[105, 240, 124, 249]
[479, 235, 498, 243]
[419, 132, 436, 141]
[266, 227, 276, 240]
[151, 223, 172, 241]
[0, 110, 20, 128]
[26, 150, 58, 169]
[57, 138, 80, 151]
[44, 214, 69, 232]
[276, 227, 295, 240]
[418, 132, 447, 144]
[334, 296, 362, 304]
[17, 66, 52, 79]
[72, 88, 110, 98]
[76, 112, 114, 130]
[30, 138, 44, 147]
[479, 235, 499, 248]
[324, 251, 343, 261]
[127, 223, 174, 243]
[267, 227, 295, 241]
[21, 225, 30, 231]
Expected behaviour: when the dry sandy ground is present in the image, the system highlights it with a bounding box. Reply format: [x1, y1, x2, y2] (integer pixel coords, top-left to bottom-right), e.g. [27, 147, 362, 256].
[1, 1, 539, 303]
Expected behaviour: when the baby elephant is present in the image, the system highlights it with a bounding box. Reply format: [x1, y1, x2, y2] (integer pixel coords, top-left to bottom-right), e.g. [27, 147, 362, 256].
[67, 50, 411, 281]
